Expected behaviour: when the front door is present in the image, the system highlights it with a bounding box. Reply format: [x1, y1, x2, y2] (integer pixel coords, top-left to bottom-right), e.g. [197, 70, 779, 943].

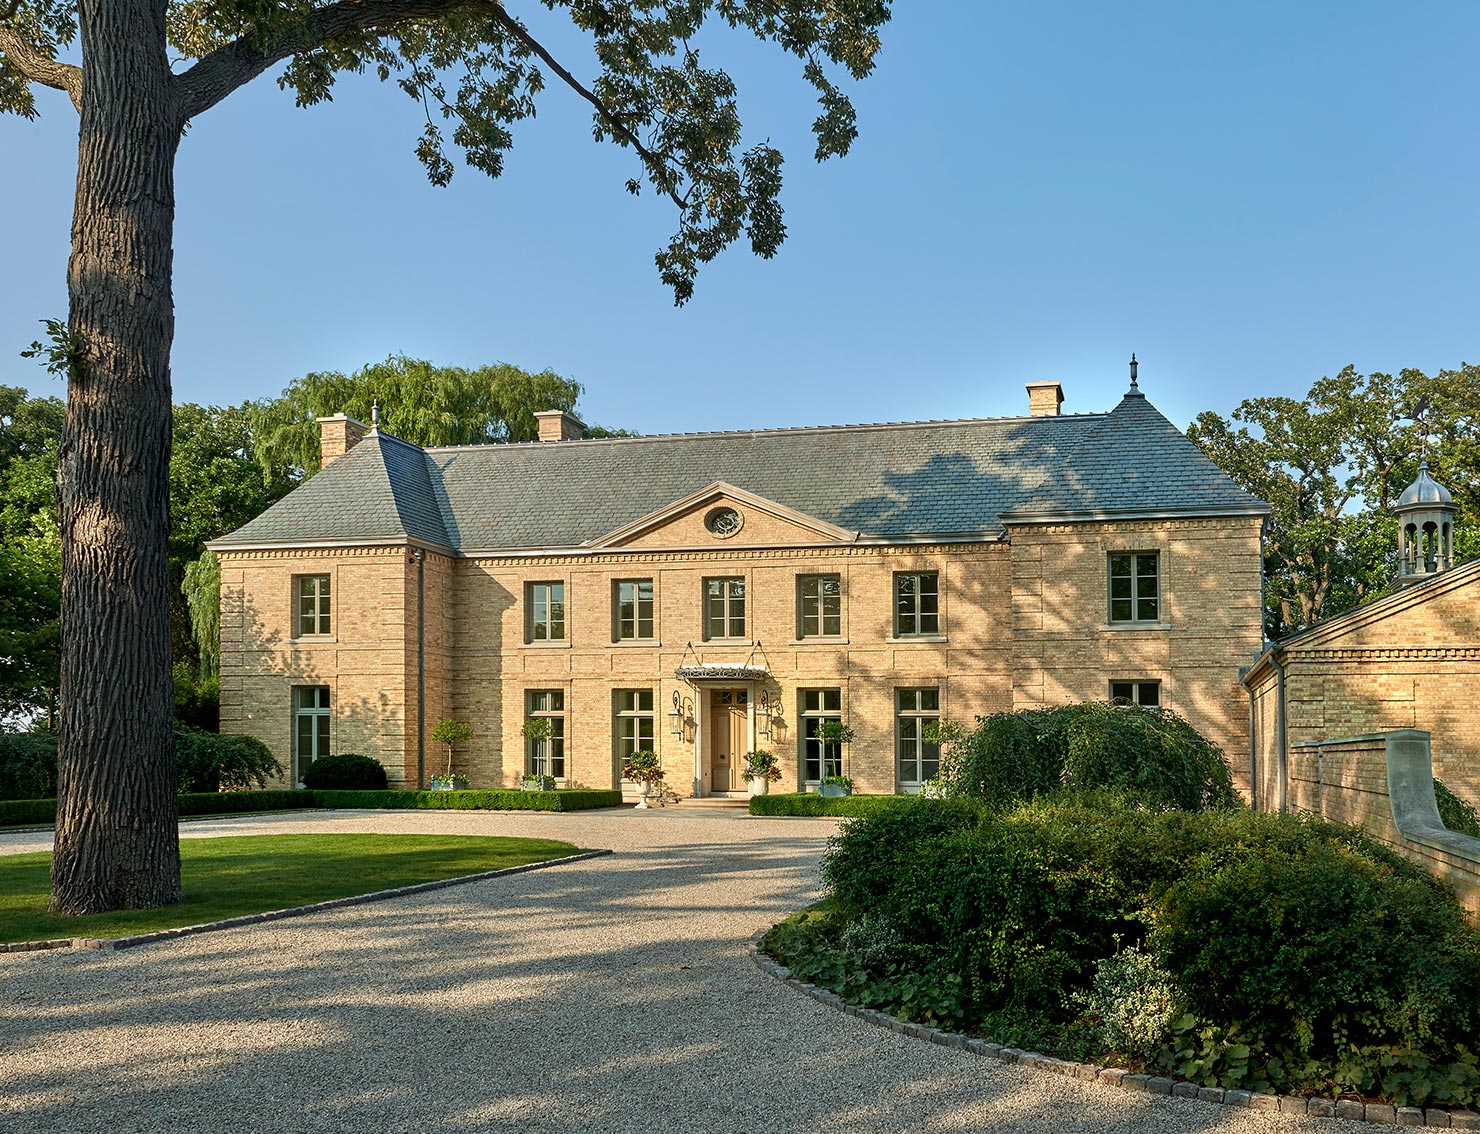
[708, 689, 748, 792]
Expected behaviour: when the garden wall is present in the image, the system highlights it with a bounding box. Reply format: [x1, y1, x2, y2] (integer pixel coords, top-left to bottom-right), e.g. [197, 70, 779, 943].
[1289, 729, 1480, 914]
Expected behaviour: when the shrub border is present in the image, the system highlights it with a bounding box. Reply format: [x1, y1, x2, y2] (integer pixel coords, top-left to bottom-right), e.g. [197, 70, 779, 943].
[1, 849, 612, 955]
[748, 944, 1480, 1129]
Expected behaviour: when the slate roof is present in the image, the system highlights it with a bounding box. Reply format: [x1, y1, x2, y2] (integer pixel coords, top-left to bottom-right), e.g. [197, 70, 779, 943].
[216, 388, 1268, 553]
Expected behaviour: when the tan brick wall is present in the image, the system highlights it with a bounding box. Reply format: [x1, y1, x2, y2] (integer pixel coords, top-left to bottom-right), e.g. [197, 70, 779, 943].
[219, 516, 1264, 798]
[218, 545, 456, 790]
[1006, 515, 1265, 795]
[1245, 565, 1480, 809]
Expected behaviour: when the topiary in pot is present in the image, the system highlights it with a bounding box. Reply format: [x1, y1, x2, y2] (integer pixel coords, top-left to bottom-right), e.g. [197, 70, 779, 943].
[301, 753, 388, 791]
[622, 749, 665, 808]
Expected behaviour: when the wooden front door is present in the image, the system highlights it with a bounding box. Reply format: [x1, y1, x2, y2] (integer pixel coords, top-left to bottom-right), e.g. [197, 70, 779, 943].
[708, 689, 748, 792]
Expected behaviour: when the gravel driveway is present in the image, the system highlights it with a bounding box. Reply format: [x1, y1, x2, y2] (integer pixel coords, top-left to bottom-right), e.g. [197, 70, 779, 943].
[1, 808, 1356, 1133]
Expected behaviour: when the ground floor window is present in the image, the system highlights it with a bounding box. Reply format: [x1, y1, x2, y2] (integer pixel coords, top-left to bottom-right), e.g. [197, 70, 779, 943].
[800, 688, 842, 783]
[615, 689, 655, 763]
[293, 685, 330, 785]
[1110, 680, 1161, 707]
[526, 689, 566, 778]
[895, 687, 940, 791]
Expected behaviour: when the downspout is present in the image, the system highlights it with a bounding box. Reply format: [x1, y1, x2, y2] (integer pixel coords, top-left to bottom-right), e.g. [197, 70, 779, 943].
[412, 548, 427, 790]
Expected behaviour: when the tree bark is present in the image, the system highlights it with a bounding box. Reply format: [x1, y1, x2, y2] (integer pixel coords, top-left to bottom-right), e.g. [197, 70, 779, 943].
[50, 0, 183, 915]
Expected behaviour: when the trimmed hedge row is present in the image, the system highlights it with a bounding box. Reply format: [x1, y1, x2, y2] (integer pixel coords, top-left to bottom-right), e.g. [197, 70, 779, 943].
[178, 790, 309, 816]
[748, 792, 915, 818]
[314, 789, 624, 812]
[0, 790, 314, 827]
[0, 798, 58, 826]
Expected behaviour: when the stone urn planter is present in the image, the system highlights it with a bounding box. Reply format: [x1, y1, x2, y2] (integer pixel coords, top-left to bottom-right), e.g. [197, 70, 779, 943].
[817, 776, 854, 798]
[743, 750, 780, 798]
[521, 775, 555, 792]
[749, 778, 770, 797]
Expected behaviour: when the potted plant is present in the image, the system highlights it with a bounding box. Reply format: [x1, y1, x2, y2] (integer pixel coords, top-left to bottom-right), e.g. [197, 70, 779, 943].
[818, 774, 854, 798]
[520, 718, 555, 790]
[520, 773, 555, 791]
[816, 719, 856, 791]
[622, 749, 665, 809]
[742, 750, 782, 796]
[429, 717, 472, 791]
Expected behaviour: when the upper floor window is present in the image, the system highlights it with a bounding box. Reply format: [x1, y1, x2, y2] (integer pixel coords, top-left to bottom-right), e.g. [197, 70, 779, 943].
[1109, 553, 1159, 624]
[705, 577, 746, 640]
[528, 582, 566, 641]
[798, 574, 842, 638]
[295, 575, 331, 637]
[292, 685, 330, 785]
[614, 579, 654, 641]
[894, 572, 939, 637]
[1110, 680, 1161, 707]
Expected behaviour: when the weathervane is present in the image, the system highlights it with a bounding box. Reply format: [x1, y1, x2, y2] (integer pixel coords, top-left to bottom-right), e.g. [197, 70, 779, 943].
[1129, 353, 1139, 391]
[1401, 393, 1433, 465]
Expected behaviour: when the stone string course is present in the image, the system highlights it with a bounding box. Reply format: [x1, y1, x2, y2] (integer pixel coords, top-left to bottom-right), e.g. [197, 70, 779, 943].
[749, 945, 1480, 1130]
[0, 849, 611, 955]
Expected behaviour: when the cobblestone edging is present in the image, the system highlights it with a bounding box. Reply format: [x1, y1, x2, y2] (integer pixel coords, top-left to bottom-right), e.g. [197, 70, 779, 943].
[1, 849, 613, 955]
[748, 945, 1480, 1130]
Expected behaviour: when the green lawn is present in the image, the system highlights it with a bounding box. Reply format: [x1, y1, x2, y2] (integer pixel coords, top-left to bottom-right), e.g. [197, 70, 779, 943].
[0, 833, 585, 944]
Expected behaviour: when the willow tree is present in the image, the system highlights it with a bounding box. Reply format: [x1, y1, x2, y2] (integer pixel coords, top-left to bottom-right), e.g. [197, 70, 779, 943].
[0, 0, 890, 914]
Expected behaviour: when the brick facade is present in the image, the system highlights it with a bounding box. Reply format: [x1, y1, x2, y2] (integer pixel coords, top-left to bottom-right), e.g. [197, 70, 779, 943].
[219, 507, 1264, 796]
[1243, 558, 1480, 810]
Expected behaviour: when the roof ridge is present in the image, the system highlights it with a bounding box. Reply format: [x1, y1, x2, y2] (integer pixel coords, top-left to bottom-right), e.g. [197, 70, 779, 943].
[421, 411, 1105, 454]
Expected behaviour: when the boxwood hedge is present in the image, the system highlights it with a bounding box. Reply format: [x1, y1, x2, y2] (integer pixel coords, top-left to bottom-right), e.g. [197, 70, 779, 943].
[747, 793, 915, 818]
[313, 789, 623, 812]
[766, 794, 1480, 1109]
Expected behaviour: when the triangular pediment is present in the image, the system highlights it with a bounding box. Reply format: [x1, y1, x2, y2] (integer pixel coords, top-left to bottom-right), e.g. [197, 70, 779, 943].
[585, 482, 859, 550]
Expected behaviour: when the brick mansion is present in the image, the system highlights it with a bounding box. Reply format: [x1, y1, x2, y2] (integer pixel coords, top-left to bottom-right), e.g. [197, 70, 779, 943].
[211, 366, 1271, 797]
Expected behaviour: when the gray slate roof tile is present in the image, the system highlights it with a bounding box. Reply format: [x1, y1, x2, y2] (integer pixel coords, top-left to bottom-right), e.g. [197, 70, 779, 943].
[217, 393, 1267, 552]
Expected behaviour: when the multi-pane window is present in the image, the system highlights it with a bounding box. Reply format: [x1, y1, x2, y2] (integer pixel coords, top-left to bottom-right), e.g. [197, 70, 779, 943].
[614, 689, 655, 764]
[295, 575, 331, 637]
[705, 577, 746, 639]
[1109, 553, 1160, 623]
[896, 688, 940, 791]
[614, 580, 654, 641]
[894, 572, 940, 637]
[526, 689, 566, 778]
[292, 685, 330, 785]
[528, 582, 566, 641]
[798, 574, 842, 638]
[1110, 680, 1161, 707]
[800, 688, 842, 783]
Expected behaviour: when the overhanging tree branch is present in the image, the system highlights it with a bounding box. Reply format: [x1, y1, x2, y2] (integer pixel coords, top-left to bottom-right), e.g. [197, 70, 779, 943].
[175, 0, 483, 120]
[0, 28, 82, 112]
[175, 0, 684, 207]
[481, 4, 685, 209]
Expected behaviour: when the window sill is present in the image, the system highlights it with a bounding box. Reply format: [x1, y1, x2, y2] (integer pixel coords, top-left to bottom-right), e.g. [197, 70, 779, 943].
[521, 640, 573, 649]
[290, 636, 337, 645]
[1100, 623, 1171, 632]
[886, 635, 948, 645]
[788, 638, 849, 646]
[703, 637, 752, 646]
[609, 639, 661, 648]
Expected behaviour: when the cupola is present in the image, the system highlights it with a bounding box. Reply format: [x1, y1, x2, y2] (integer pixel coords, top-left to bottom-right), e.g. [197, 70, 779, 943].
[1394, 459, 1457, 585]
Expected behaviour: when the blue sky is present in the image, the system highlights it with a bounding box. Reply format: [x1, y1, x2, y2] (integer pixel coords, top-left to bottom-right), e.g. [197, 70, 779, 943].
[2, 2, 1477, 435]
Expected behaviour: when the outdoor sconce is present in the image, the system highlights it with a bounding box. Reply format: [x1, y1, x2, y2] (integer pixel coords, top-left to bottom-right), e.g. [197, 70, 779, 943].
[669, 691, 694, 741]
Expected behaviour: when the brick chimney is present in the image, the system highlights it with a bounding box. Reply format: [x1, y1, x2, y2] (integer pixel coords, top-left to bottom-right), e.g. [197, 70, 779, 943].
[534, 410, 586, 442]
[317, 413, 369, 467]
[1025, 382, 1064, 417]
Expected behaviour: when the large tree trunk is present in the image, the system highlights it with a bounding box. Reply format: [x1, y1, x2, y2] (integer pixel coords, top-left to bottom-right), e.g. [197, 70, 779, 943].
[50, 0, 183, 915]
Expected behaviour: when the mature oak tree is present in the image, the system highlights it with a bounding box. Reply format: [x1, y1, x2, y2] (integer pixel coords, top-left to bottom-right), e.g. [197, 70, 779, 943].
[1, 0, 890, 914]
